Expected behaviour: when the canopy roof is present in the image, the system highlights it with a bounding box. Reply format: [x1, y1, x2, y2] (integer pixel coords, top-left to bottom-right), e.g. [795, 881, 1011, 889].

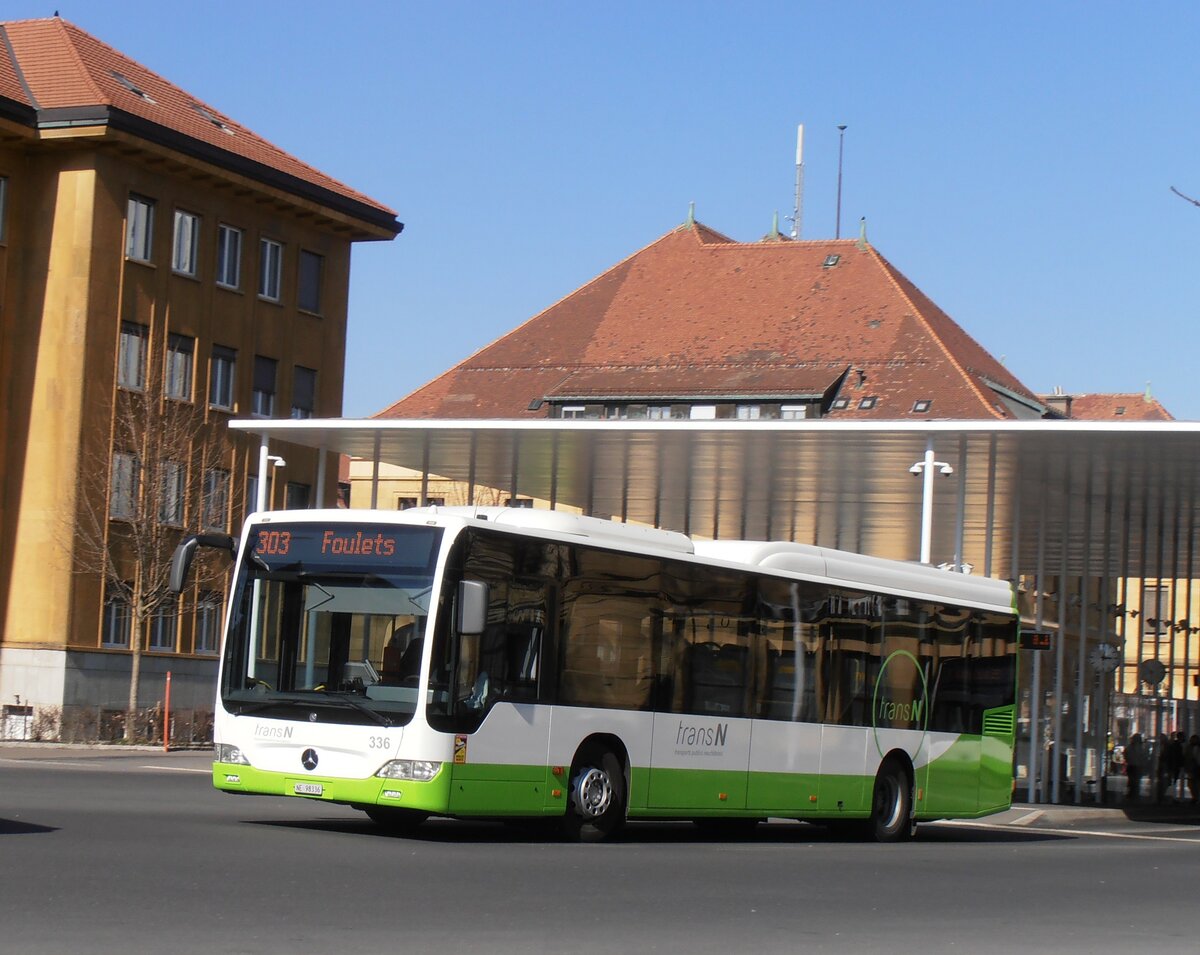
[230, 418, 1200, 580]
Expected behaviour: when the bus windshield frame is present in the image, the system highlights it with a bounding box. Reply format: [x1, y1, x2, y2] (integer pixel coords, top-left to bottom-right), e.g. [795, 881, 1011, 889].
[220, 521, 444, 726]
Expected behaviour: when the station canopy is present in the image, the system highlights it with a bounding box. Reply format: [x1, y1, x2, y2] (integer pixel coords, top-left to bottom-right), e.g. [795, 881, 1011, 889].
[230, 418, 1200, 581]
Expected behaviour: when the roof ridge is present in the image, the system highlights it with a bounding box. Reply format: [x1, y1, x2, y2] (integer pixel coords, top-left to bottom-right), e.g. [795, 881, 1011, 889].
[374, 227, 713, 417]
[866, 245, 1006, 419]
[470, 226, 687, 349]
[51, 18, 106, 105]
[61, 18, 382, 210]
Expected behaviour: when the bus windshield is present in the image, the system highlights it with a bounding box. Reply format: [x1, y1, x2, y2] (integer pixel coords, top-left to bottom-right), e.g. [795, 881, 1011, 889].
[221, 522, 444, 726]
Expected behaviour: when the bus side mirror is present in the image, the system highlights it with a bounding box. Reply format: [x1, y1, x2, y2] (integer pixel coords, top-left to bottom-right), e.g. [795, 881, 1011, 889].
[169, 533, 237, 594]
[457, 580, 488, 635]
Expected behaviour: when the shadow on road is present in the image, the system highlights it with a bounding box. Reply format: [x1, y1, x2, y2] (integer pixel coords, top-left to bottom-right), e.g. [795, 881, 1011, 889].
[245, 815, 1071, 845]
[0, 818, 59, 835]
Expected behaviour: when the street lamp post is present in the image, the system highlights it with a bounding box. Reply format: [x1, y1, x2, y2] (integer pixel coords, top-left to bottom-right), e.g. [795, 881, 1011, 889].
[910, 438, 953, 564]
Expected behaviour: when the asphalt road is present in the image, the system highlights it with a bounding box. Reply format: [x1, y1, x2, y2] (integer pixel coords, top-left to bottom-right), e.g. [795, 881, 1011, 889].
[2, 745, 1198, 954]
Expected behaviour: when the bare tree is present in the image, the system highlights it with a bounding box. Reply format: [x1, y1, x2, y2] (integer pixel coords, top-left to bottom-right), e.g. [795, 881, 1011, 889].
[1170, 186, 1200, 207]
[75, 354, 233, 742]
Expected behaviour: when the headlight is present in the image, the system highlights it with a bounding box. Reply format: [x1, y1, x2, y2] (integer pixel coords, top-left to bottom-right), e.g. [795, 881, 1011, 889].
[376, 759, 441, 782]
[214, 743, 250, 765]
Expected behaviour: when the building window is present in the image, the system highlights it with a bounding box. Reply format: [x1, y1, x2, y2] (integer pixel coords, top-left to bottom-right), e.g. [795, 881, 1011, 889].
[0, 176, 7, 244]
[203, 468, 230, 530]
[110, 451, 140, 520]
[424, 496, 445, 507]
[209, 345, 236, 410]
[506, 497, 533, 508]
[165, 333, 194, 401]
[646, 406, 673, 420]
[158, 460, 185, 526]
[126, 195, 154, 261]
[831, 398, 850, 410]
[246, 474, 260, 514]
[259, 238, 282, 301]
[689, 405, 717, 420]
[172, 210, 200, 275]
[859, 396, 878, 410]
[561, 406, 586, 419]
[298, 250, 323, 313]
[285, 482, 310, 510]
[194, 591, 223, 655]
[216, 224, 242, 289]
[149, 597, 178, 651]
[291, 366, 317, 419]
[735, 404, 762, 420]
[118, 322, 149, 390]
[102, 586, 132, 648]
[396, 497, 418, 510]
[912, 399, 932, 414]
[780, 404, 808, 419]
[252, 356, 277, 417]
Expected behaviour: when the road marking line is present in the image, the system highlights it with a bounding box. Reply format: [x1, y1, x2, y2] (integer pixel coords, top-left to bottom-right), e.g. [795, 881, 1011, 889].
[938, 819, 1200, 844]
[140, 765, 211, 773]
[1010, 810, 1044, 826]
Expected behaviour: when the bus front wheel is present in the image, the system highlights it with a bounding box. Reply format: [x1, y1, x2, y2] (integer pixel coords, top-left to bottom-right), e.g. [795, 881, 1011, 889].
[563, 747, 626, 842]
[870, 759, 916, 843]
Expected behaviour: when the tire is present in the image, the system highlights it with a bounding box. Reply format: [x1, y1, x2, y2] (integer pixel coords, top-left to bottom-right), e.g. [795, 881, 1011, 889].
[870, 760, 915, 843]
[562, 747, 626, 842]
[364, 806, 429, 835]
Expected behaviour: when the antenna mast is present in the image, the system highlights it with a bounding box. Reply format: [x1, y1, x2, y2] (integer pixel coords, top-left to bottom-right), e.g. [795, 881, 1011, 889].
[790, 124, 804, 239]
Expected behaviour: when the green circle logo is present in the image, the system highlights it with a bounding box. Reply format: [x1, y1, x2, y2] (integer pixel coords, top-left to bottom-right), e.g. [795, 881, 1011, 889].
[872, 649, 930, 760]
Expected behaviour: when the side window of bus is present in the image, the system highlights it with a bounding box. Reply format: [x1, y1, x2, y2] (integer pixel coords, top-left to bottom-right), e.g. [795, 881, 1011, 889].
[967, 613, 1017, 729]
[659, 561, 755, 719]
[456, 533, 558, 714]
[756, 579, 821, 723]
[558, 546, 659, 711]
[821, 590, 880, 727]
[928, 605, 971, 734]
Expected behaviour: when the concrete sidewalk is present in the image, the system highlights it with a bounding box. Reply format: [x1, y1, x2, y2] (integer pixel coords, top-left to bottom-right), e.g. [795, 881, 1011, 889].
[993, 799, 1200, 828]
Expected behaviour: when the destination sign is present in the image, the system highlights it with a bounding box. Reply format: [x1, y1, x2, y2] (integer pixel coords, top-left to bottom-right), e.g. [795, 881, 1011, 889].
[1019, 630, 1053, 651]
[249, 523, 440, 574]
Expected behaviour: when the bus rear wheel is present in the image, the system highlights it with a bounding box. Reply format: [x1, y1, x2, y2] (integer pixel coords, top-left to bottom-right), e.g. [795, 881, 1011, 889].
[870, 760, 915, 843]
[364, 806, 429, 835]
[562, 747, 626, 842]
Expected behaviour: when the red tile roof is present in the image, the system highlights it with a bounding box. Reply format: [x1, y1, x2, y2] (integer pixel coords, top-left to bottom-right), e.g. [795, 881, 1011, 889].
[0, 17, 399, 234]
[1042, 392, 1174, 421]
[378, 222, 1043, 420]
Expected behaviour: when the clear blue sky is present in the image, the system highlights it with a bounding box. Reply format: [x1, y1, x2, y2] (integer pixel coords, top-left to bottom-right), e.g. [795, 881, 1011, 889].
[18, 2, 1200, 419]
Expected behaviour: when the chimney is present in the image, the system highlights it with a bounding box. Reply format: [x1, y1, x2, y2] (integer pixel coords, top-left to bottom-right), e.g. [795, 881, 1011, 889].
[1043, 386, 1072, 417]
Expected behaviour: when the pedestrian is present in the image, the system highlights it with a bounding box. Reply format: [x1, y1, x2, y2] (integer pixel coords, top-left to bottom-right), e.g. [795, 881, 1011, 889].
[1125, 733, 1145, 802]
[1167, 732, 1185, 800]
[1185, 735, 1200, 804]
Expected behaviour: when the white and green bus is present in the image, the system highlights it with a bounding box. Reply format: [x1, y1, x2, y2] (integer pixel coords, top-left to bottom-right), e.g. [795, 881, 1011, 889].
[173, 506, 1018, 842]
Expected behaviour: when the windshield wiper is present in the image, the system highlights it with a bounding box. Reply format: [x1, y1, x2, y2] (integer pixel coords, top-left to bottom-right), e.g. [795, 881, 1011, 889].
[227, 691, 393, 726]
[311, 693, 394, 727]
[230, 695, 307, 716]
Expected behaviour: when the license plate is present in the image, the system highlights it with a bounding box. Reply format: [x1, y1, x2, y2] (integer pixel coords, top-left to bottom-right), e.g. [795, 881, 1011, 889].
[294, 782, 323, 796]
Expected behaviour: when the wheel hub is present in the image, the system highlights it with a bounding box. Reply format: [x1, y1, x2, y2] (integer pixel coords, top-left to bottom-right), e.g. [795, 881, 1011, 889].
[572, 766, 613, 818]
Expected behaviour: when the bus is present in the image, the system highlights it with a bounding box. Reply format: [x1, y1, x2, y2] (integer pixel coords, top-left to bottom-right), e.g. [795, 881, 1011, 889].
[172, 506, 1018, 842]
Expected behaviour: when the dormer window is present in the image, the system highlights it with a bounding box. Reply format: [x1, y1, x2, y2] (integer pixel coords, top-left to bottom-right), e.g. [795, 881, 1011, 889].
[191, 102, 235, 135]
[112, 71, 155, 103]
